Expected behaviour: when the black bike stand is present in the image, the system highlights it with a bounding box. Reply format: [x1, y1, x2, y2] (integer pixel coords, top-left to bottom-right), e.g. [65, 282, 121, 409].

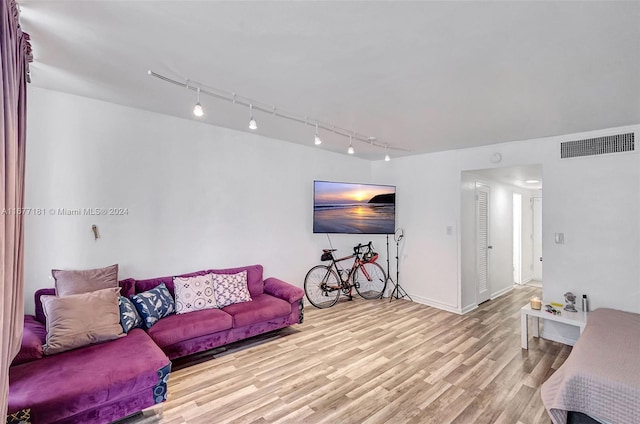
[386, 230, 412, 302]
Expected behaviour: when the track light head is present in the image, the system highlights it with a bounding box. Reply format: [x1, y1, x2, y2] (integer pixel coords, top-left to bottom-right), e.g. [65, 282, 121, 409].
[314, 124, 322, 145]
[193, 102, 204, 117]
[193, 87, 203, 117]
[385, 153, 391, 162]
[248, 104, 257, 130]
[348, 135, 355, 154]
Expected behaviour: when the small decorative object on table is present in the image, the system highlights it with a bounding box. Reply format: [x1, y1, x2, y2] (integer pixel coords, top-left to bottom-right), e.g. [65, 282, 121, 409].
[582, 294, 589, 312]
[530, 296, 542, 310]
[545, 304, 561, 315]
[564, 292, 577, 312]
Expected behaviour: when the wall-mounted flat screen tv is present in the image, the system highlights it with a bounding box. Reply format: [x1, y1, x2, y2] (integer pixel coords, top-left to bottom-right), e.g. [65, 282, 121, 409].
[313, 180, 396, 234]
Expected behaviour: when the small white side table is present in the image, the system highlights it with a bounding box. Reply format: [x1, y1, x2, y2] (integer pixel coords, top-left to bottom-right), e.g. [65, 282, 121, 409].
[520, 303, 588, 349]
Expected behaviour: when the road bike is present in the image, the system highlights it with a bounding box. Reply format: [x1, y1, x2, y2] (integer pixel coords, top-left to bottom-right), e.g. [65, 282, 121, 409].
[304, 242, 387, 308]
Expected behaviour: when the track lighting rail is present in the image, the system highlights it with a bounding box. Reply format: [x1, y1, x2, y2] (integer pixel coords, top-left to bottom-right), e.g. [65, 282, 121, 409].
[148, 70, 406, 156]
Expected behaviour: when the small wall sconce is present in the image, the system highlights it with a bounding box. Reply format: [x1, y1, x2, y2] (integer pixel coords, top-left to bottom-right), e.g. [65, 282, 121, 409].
[91, 225, 100, 240]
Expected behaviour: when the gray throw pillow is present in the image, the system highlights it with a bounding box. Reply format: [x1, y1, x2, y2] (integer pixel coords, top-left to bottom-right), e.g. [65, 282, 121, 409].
[52, 263, 119, 297]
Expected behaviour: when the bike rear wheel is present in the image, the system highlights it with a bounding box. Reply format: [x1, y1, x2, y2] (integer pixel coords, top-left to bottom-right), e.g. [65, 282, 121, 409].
[304, 265, 341, 308]
[353, 262, 387, 299]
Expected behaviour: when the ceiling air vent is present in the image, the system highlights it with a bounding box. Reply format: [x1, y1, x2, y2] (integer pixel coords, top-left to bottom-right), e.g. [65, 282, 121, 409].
[560, 132, 634, 159]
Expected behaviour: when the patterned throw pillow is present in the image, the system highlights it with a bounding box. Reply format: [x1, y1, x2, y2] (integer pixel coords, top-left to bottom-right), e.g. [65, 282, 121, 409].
[173, 274, 218, 314]
[212, 271, 252, 308]
[118, 296, 143, 332]
[130, 283, 175, 329]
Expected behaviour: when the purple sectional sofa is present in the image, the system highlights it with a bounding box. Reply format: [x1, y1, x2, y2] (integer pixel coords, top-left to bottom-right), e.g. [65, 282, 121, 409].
[8, 264, 304, 424]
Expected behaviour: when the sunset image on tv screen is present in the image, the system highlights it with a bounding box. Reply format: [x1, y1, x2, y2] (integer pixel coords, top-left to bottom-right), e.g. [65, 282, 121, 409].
[313, 181, 396, 234]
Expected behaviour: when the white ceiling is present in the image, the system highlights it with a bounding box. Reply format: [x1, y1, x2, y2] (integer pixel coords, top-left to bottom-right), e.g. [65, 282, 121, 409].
[19, 1, 640, 160]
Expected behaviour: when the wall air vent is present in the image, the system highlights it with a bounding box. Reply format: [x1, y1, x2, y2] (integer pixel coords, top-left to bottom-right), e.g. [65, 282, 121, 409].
[560, 133, 634, 159]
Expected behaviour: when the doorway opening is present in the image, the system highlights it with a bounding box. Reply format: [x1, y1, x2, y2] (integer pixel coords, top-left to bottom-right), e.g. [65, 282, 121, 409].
[531, 197, 543, 286]
[460, 165, 543, 311]
[513, 192, 522, 285]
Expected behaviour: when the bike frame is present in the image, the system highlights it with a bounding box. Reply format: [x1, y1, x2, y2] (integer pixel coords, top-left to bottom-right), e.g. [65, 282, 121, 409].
[324, 245, 376, 296]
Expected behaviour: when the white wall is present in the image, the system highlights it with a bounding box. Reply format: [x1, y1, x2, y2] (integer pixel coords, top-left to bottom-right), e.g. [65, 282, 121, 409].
[372, 151, 462, 312]
[374, 124, 640, 345]
[23, 87, 375, 314]
[542, 145, 640, 343]
[25, 87, 640, 346]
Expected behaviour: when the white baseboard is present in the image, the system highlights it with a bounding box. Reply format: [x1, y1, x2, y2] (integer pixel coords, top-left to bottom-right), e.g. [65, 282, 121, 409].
[461, 303, 478, 314]
[491, 285, 512, 300]
[520, 277, 532, 285]
[409, 294, 463, 315]
[458, 286, 511, 315]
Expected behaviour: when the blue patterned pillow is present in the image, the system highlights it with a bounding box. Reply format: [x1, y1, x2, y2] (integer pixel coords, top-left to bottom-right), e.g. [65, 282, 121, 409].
[130, 283, 175, 329]
[118, 296, 143, 333]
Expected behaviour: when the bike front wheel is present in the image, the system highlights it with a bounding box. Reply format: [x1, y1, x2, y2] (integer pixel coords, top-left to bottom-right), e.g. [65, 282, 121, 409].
[304, 265, 341, 308]
[353, 262, 387, 299]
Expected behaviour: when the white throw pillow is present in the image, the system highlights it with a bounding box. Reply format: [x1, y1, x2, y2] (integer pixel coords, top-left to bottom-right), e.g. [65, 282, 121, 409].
[173, 274, 218, 314]
[211, 270, 252, 308]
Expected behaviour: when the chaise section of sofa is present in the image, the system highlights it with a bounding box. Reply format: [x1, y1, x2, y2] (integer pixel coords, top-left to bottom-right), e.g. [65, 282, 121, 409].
[8, 325, 170, 424]
[8, 282, 171, 424]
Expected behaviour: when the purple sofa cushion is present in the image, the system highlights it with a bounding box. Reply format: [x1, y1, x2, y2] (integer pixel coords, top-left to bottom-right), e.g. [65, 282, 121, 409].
[8, 328, 169, 424]
[11, 316, 46, 366]
[146, 308, 233, 348]
[34, 279, 136, 325]
[34, 288, 56, 325]
[118, 278, 137, 298]
[223, 294, 291, 328]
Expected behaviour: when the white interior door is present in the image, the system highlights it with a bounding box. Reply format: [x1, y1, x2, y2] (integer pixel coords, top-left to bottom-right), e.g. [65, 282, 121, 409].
[532, 197, 543, 281]
[476, 184, 491, 304]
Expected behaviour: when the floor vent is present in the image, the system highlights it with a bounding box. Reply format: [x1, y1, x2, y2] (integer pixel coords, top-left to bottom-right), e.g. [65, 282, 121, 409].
[560, 133, 634, 159]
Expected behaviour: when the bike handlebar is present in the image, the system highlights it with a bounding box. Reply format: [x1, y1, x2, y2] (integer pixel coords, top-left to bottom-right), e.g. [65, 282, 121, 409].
[353, 241, 373, 254]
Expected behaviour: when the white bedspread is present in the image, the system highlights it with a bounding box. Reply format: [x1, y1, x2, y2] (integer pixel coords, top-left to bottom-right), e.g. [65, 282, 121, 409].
[541, 308, 640, 424]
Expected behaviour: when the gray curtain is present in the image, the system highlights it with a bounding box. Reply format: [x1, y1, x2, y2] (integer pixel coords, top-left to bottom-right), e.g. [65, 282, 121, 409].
[1, 0, 32, 418]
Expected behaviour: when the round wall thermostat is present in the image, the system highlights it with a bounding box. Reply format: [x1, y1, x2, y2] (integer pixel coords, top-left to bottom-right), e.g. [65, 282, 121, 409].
[490, 153, 502, 163]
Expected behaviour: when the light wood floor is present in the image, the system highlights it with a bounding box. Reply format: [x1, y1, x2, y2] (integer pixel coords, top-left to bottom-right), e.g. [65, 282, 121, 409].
[123, 285, 570, 424]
